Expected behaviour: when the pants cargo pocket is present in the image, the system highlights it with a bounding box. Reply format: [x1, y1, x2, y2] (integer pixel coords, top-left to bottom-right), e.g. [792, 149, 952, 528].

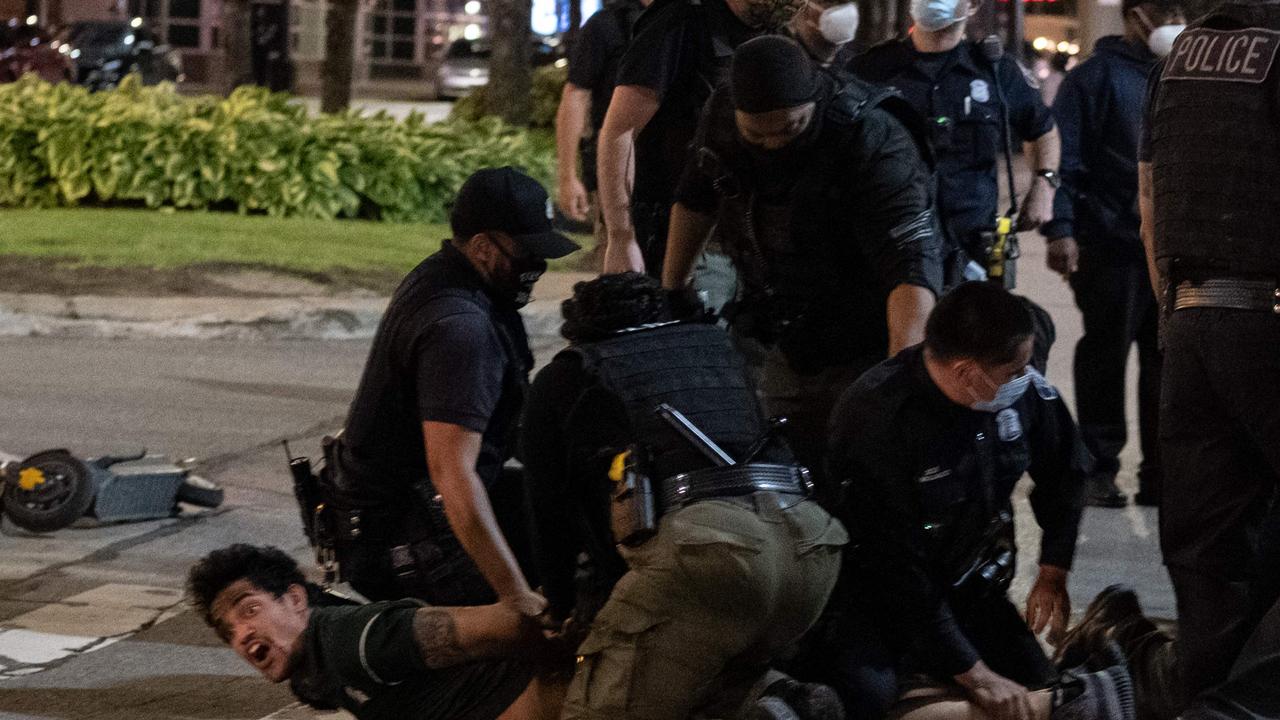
[564, 602, 669, 719]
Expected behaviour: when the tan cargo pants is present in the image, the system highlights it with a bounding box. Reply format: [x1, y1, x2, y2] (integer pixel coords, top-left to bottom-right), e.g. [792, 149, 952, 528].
[561, 493, 847, 720]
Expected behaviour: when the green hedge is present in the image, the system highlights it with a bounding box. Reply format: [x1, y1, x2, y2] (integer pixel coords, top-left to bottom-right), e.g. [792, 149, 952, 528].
[0, 75, 555, 222]
[449, 63, 567, 129]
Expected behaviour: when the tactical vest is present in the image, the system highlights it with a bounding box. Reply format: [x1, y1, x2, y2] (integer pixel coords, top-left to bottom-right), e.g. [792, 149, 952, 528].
[1150, 0, 1280, 275]
[692, 78, 932, 367]
[566, 322, 772, 480]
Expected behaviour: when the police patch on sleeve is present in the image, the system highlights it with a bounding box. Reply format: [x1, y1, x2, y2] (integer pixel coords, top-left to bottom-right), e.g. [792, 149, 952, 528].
[1163, 28, 1280, 83]
[996, 408, 1023, 442]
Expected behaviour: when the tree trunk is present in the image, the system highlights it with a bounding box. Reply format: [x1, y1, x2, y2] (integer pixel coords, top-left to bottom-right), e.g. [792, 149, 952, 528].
[222, 0, 253, 94]
[487, 0, 532, 125]
[320, 0, 359, 113]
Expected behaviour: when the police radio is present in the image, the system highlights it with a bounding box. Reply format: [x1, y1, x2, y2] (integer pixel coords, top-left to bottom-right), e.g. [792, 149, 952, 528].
[980, 35, 1021, 290]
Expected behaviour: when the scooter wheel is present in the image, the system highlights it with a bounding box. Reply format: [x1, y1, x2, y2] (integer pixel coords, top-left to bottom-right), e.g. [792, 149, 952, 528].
[176, 475, 224, 508]
[3, 450, 95, 533]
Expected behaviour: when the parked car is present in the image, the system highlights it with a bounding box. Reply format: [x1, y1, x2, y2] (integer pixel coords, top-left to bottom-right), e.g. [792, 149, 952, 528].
[59, 20, 183, 90]
[0, 18, 73, 83]
[434, 36, 560, 100]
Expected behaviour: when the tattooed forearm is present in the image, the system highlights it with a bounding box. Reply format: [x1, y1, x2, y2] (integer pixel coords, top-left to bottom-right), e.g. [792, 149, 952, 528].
[412, 608, 471, 669]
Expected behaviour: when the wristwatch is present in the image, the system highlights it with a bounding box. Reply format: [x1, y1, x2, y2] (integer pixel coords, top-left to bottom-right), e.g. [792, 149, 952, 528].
[1036, 169, 1062, 189]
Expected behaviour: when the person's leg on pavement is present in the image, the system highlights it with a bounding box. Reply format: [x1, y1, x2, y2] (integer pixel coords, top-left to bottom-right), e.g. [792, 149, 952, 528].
[1068, 259, 1130, 507]
[1160, 309, 1280, 704]
[561, 501, 780, 720]
[1180, 591, 1280, 720]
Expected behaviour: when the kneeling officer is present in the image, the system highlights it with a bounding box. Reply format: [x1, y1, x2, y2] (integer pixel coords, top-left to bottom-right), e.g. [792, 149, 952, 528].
[520, 273, 848, 720]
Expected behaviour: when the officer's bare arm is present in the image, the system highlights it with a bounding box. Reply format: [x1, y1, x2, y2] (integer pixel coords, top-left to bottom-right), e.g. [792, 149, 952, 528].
[422, 421, 542, 615]
[1018, 127, 1061, 230]
[1138, 161, 1159, 298]
[555, 83, 592, 222]
[597, 85, 659, 273]
[412, 604, 530, 670]
[662, 202, 715, 289]
[886, 284, 934, 354]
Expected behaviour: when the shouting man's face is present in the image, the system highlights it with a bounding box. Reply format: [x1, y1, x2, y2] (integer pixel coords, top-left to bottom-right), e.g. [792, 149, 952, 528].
[211, 579, 310, 683]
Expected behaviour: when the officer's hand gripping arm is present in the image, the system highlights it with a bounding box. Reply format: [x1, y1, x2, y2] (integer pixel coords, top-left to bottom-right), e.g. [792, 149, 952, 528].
[555, 83, 593, 222]
[597, 85, 659, 273]
[422, 421, 545, 618]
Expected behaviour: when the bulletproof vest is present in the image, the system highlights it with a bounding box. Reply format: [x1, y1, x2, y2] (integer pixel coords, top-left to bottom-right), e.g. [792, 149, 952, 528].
[693, 79, 921, 363]
[1150, 1, 1280, 275]
[566, 322, 769, 480]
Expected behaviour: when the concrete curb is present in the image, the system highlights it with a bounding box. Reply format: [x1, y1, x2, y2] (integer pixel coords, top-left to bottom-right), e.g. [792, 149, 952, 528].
[0, 282, 578, 342]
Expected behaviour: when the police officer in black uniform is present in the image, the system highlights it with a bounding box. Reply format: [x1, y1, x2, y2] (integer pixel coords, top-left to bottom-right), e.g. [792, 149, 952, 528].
[330, 168, 577, 620]
[520, 273, 846, 720]
[818, 282, 1098, 719]
[554, 0, 648, 240]
[850, 0, 1060, 287]
[1139, 0, 1280, 704]
[662, 35, 942, 484]
[596, 0, 803, 274]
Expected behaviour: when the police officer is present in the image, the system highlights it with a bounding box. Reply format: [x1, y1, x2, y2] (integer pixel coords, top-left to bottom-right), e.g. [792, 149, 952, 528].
[663, 35, 941, 483]
[520, 273, 847, 720]
[331, 167, 577, 619]
[1139, 0, 1280, 703]
[596, 0, 802, 275]
[819, 282, 1100, 719]
[554, 0, 649, 249]
[850, 0, 1061, 286]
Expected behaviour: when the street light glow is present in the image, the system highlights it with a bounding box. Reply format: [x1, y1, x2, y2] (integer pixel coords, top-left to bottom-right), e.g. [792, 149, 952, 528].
[463, 23, 481, 40]
[130, 16, 144, 27]
[25, 14, 37, 24]
[1032, 36, 1050, 51]
[464, 1, 481, 14]
[1056, 40, 1071, 53]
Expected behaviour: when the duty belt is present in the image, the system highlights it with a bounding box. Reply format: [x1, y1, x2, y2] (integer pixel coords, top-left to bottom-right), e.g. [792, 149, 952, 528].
[1173, 279, 1280, 314]
[660, 463, 812, 511]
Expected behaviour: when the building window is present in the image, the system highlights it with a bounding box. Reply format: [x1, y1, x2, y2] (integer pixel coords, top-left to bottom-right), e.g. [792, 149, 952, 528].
[364, 0, 418, 63]
[143, 0, 206, 49]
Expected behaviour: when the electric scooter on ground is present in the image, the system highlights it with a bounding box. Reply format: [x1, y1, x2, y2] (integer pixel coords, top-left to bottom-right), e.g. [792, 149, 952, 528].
[0, 448, 223, 532]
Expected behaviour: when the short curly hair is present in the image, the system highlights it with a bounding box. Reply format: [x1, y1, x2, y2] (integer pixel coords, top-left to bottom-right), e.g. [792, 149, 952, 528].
[187, 544, 306, 629]
[561, 272, 673, 343]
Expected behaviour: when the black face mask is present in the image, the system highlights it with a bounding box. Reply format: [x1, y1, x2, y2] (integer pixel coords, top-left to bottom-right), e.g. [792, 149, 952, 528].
[490, 239, 547, 308]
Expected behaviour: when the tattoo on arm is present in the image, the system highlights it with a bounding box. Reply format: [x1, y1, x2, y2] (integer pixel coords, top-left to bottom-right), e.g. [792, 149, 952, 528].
[412, 608, 470, 670]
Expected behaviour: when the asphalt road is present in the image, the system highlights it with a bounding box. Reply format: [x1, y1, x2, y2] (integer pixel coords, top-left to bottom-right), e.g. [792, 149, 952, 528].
[0, 241, 1174, 719]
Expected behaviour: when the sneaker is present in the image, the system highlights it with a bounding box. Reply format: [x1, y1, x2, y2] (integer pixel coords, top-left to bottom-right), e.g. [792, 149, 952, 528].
[1052, 658, 1136, 720]
[760, 678, 846, 720]
[1087, 478, 1128, 508]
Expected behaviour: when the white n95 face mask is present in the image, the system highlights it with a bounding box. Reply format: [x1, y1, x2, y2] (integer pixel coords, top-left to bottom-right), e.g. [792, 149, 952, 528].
[818, 2, 860, 44]
[1147, 23, 1186, 57]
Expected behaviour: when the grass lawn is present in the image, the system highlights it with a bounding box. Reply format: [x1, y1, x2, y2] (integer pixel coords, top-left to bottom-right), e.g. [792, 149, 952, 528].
[2, 208, 447, 275]
[1, 208, 592, 293]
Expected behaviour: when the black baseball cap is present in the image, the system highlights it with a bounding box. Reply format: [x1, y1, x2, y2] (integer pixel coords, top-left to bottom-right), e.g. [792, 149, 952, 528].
[450, 167, 580, 259]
